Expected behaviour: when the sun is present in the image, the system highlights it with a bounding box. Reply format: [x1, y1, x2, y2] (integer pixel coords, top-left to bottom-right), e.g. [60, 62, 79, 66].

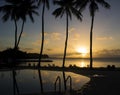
[76, 47, 88, 56]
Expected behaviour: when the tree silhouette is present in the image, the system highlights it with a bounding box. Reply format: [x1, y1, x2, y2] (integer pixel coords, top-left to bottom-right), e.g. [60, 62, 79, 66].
[0, 0, 21, 49]
[53, 0, 82, 68]
[76, 0, 110, 69]
[16, 0, 39, 48]
[37, 0, 50, 67]
[0, 0, 38, 49]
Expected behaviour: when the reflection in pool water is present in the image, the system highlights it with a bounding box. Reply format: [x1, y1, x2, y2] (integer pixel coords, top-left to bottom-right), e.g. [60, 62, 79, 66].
[0, 70, 90, 95]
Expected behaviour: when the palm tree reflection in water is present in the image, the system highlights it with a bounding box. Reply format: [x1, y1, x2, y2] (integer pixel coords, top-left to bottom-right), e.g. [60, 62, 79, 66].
[38, 69, 44, 94]
[63, 71, 67, 91]
[12, 70, 19, 95]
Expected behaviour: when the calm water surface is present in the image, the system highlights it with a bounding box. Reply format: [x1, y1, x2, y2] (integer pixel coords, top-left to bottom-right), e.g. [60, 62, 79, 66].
[23, 58, 120, 67]
[0, 70, 90, 95]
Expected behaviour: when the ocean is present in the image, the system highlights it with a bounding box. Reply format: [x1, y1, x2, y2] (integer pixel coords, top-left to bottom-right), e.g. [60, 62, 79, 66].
[23, 58, 120, 68]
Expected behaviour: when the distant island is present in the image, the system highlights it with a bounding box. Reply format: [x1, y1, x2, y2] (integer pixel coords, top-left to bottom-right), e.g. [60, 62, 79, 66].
[0, 48, 52, 63]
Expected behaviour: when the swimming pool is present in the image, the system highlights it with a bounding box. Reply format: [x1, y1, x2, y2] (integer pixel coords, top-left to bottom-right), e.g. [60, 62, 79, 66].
[0, 69, 90, 95]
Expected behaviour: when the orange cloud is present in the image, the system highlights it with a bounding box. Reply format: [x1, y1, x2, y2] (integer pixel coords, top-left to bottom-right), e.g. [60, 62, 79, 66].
[69, 28, 75, 33]
[96, 36, 113, 40]
[50, 32, 61, 40]
[32, 40, 40, 46]
[21, 32, 27, 37]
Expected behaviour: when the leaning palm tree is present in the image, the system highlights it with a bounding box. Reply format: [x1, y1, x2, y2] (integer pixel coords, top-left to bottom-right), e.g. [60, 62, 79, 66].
[0, 0, 21, 49]
[0, 0, 38, 49]
[75, 0, 110, 69]
[53, 0, 82, 68]
[37, 0, 50, 67]
[16, 0, 39, 48]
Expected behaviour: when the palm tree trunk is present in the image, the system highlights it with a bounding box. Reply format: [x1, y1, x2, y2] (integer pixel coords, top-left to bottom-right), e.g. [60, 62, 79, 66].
[63, 13, 69, 68]
[14, 19, 17, 49]
[16, 21, 25, 48]
[38, 3, 45, 67]
[90, 15, 94, 69]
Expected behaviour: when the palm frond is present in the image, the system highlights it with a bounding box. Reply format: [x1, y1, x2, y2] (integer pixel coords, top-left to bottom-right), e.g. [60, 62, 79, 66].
[66, 8, 72, 20]
[53, 0, 62, 5]
[45, 0, 50, 9]
[53, 0, 82, 20]
[76, 0, 89, 12]
[71, 7, 82, 21]
[96, 0, 110, 9]
[29, 12, 34, 22]
[38, 0, 50, 9]
[89, 1, 99, 16]
[53, 7, 64, 18]
[2, 12, 10, 22]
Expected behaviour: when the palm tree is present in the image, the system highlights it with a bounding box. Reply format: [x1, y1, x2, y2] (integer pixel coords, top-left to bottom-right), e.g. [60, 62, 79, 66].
[53, 0, 82, 68]
[75, 0, 110, 69]
[37, 0, 50, 67]
[0, 0, 38, 49]
[0, 0, 21, 49]
[16, 0, 39, 48]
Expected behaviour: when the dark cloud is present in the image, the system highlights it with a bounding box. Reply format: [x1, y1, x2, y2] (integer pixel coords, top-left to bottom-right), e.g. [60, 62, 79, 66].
[46, 49, 53, 51]
[50, 52, 83, 58]
[22, 48, 34, 51]
[94, 49, 120, 58]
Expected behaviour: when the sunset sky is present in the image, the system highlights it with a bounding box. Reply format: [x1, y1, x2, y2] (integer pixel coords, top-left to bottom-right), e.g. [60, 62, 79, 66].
[0, 0, 120, 58]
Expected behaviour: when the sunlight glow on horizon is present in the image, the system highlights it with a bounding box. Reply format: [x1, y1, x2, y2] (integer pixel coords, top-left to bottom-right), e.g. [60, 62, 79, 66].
[76, 47, 88, 57]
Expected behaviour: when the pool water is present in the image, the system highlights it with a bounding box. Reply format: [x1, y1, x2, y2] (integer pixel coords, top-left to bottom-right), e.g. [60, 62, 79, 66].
[0, 70, 90, 95]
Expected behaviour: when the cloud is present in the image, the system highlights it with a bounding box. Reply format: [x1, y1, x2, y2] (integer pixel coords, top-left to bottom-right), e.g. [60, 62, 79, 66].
[50, 52, 86, 58]
[94, 49, 120, 58]
[32, 40, 40, 46]
[21, 48, 35, 53]
[32, 39, 49, 46]
[21, 32, 27, 37]
[69, 28, 75, 33]
[46, 48, 53, 51]
[71, 33, 80, 41]
[44, 32, 62, 41]
[22, 47, 40, 53]
[50, 49, 120, 58]
[51, 32, 61, 40]
[96, 36, 113, 41]
[44, 32, 48, 36]
[22, 48, 34, 51]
